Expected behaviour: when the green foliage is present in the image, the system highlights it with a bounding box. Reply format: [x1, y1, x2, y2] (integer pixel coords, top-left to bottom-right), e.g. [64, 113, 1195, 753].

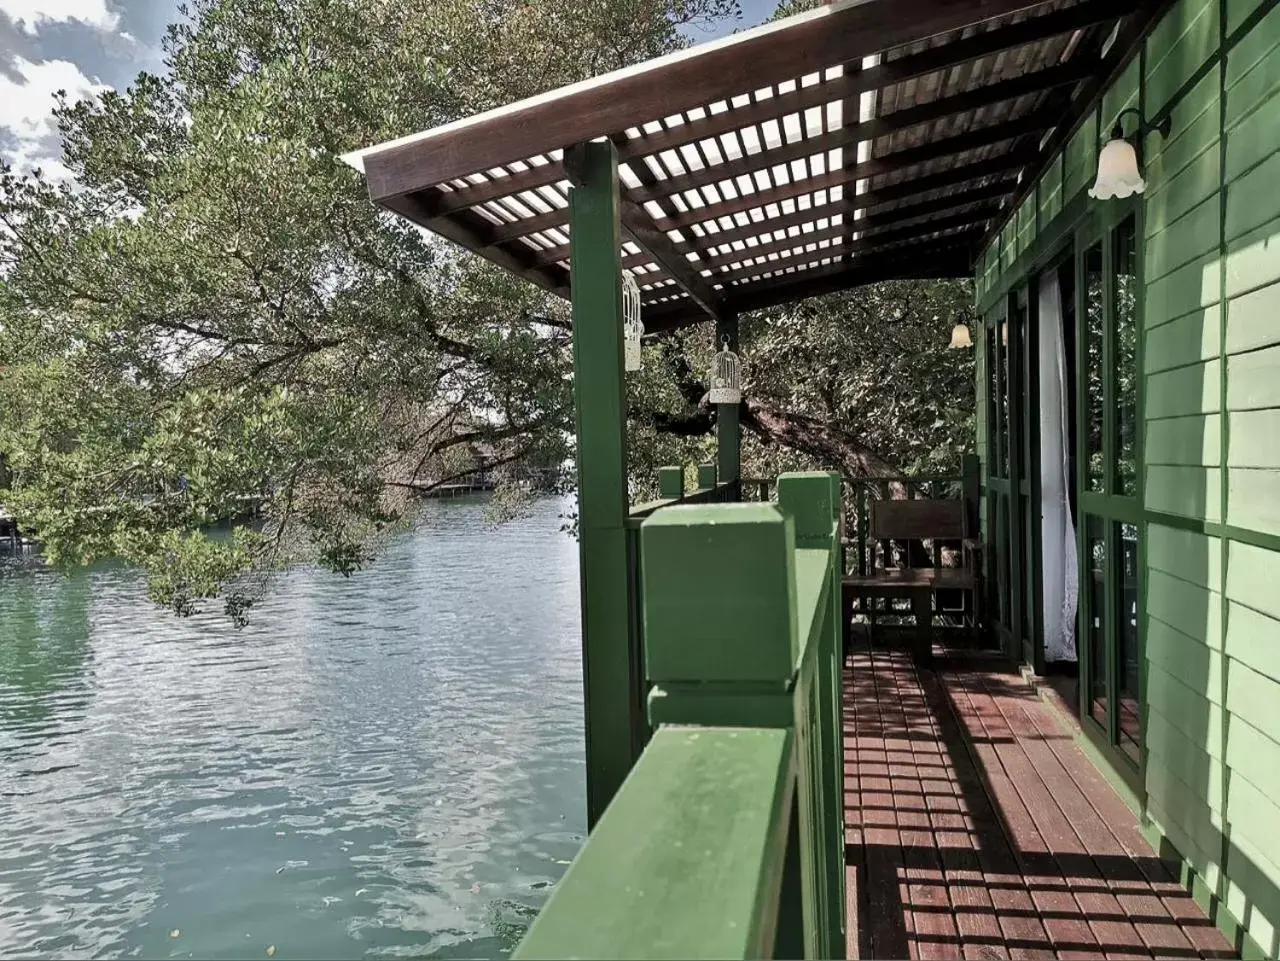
[0, 0, 977, 621]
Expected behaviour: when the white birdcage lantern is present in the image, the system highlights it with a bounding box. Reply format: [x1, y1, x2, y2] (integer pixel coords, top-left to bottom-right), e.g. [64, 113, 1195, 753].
[622, 270, 643, 372]
[708, 337, 742, 405]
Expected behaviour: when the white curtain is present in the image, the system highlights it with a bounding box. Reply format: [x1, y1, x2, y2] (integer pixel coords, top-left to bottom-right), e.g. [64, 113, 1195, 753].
[1038, 271, 1078, 663]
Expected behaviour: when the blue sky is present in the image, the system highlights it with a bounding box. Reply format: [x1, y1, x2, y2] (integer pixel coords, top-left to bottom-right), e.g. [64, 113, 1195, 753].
[0, 0, 782, 177]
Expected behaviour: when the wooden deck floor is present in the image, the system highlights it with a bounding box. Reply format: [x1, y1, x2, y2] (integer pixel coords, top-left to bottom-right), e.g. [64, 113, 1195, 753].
[842, 644, 1236, 960]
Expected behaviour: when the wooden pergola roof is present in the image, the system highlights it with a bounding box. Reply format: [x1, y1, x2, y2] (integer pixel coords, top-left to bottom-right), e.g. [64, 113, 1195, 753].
[344, 0, 1163, 332]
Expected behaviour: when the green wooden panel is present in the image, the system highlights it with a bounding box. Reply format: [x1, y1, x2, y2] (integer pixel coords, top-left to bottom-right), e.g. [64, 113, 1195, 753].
[1038, 160, 1063, 226]
[1225, 2, 1280, 114]
[1145, 0, 1220, 119]
[1225, 774, 1280, 885]
[642, 504, 796, 684]
[1222, 835, 1280, 960]
[1146, 193, 1223, 283]
[1227, 0, 1270, 37]
[1063, 110, 1099, 198]
[1224, 213, 1280, 298]
[1225, 538, 1280, 620]
[513, 726, 793, 960]
[1146, 755, 1228, 859]
[1148, 522, 1223, 584]
[1227, 410, 1280, 467]
[1227, 713, 1280, 808]
[1226, 468, 1280, 537]
[1016, 196, 1034, 255]
[1145, 138, 1222, 238]
[1226, 658, 1280, 745]
[1146, 359, 1222, 417]
[1148, 658, 1227, 755]
[1225, 149, 1280, 243]
[1227, 344, 1280, 409]
[1145, 307, 1222, 374]
[1145, 253, 1223, 326]
[1147, 792, 1224, 892]
[1145, 465, 1223, 521]
[1227, 280, 1280, 355]
[1147, 614, 1224, 703]
[1226, 81, 1280, 180]
[1102, 56, 1141, 132]
[1147, 567, 1224, 648]
[1225, 600, 1280, 686]
[1146, 413, 1221, 466]
[1145, 72, 1221, 195]
[1001, 221, 1016, 270]
[1145, 705, 1224, 810]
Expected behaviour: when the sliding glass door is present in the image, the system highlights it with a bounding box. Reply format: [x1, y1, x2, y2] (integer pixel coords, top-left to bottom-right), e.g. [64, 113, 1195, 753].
[985, 287, 1034, 663]
[1074, 210, 1143, 784]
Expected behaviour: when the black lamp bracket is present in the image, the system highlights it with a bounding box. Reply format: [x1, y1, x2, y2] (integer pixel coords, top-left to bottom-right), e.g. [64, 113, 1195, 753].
[1110, 106, 1173, 142]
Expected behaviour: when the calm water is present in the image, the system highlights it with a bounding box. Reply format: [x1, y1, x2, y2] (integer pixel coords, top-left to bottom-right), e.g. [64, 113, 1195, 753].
[0, 498, 587, 960]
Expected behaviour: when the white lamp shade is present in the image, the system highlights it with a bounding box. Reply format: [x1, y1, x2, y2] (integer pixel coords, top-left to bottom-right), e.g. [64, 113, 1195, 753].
[1090, 137, 1147, 200]
[949, 323, 973, 349]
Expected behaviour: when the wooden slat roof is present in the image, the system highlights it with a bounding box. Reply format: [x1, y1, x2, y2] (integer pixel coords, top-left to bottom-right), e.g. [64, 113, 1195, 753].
[344, 0, 1154, 331]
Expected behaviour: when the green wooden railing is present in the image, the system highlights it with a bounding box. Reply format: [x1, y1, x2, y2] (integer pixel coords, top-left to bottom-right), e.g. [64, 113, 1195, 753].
[517, 472, 846, 959]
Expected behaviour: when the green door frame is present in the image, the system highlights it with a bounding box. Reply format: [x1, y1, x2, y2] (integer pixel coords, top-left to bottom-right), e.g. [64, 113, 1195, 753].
[1071, 195, 1145, 798]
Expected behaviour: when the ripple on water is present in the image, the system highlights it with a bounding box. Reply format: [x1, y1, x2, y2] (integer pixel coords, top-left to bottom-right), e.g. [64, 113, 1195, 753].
[0, 497, 586, 959]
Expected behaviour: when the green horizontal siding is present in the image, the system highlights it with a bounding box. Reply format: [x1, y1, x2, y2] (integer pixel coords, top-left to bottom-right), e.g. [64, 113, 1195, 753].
[1145, 308, 1222, 373]
[1146, 413, 1220, 466]
[1145, 0, 1220, 118]
[1227, 409, 1280, 468]
[1146, 359, 1221, 417]
[1145, 465, 1222, 520]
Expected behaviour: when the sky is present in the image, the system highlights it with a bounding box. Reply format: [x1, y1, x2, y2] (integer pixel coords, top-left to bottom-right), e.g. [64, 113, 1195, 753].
[0, 0, 780, 179]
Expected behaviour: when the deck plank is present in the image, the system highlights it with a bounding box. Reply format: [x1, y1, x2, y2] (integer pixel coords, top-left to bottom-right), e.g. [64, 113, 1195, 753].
[842, 643, 1237, 961]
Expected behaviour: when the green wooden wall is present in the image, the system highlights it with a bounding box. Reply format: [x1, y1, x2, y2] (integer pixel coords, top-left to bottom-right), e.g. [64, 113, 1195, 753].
[977, 2, 1280, 956]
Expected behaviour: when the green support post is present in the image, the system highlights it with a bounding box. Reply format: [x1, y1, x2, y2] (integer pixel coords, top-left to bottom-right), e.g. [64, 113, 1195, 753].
[697, 463, 718, 491]
[658, 465, 683, 500]
[716, 312, 741, 492]
[566, 139, 634, 828]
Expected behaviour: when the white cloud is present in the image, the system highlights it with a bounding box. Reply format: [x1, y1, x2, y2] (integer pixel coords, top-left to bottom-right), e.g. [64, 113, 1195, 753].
[0, 0, 120, 34]
[0, 56, 109, 178]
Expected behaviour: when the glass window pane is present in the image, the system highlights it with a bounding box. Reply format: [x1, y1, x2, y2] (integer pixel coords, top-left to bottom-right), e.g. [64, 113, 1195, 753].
[1087, 517, 1108, 729]
[1084, 244, 1105, 493]
[999, 317, 1011, 478]
[987, 322, 1001, 472]
[1114, 219, 1138, 496]
[1117, 523, 1141, 762]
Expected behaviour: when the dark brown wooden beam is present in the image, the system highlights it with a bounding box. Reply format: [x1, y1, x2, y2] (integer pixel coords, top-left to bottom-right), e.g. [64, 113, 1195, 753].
[727, 244, 974, 314]
[651, 125, 1043, 233]
[491, 118, 1040, 247]
[700, 204, 999, 272]
[699, 225, 986, 290]
[643, 240, 976, 331]
[613, 0, 1130, 167]
[362, 0, 1064, 200]
[426, 0, 1119, 222]
[627, 60, 1088, 206]
[386, 192, 572, 298]
[620, 200, 725, 322]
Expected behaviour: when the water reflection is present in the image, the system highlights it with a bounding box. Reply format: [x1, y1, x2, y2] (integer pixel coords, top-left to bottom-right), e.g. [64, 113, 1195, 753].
[0, 498, 585, 960]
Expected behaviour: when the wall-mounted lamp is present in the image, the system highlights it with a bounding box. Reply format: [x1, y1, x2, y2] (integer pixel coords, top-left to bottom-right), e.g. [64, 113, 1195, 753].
[1090, 107, 1172, 200]
[949, 323, 973, 349]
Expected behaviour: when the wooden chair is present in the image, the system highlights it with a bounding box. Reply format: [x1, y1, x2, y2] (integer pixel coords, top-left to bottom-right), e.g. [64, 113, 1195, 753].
[841, 498, 982, 665]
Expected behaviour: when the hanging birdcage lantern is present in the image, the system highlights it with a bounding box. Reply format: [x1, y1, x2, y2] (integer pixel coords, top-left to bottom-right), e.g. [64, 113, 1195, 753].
[622, 270, 643, 372]
[708, 337, 742, 405]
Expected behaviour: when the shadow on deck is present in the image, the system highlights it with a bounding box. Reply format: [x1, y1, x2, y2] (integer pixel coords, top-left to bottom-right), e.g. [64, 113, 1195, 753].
[842, 642, 1237, 960]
